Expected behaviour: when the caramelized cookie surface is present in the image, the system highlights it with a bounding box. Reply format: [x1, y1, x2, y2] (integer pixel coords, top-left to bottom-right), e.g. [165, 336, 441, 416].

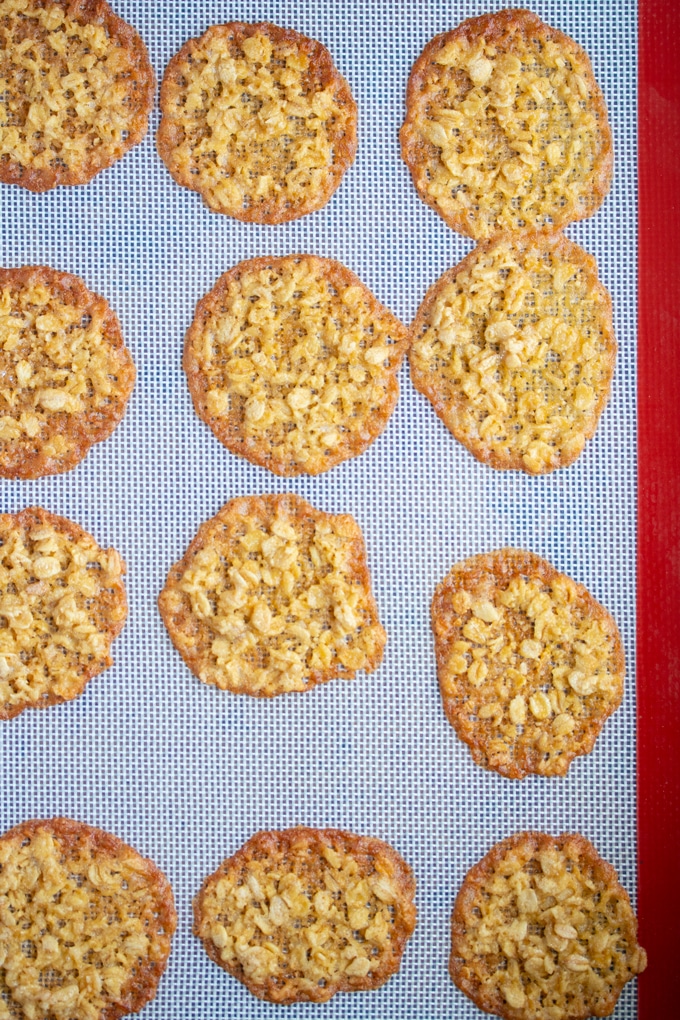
[450, 832, 646, 1019]
[194, 827, 416, 1003]
[157, 22, 357, 222]
[0, 266, 135, 479]
[400, 9, 612, 238]
[158, 494, 386, 697]
[184, 255, 409, 476]
[0, 507, 127, 720]
[0, 0, 154, 191]
[410, 233, 615, 473]
[0, 818, 176, 1020]
[432, 549, 623, 778]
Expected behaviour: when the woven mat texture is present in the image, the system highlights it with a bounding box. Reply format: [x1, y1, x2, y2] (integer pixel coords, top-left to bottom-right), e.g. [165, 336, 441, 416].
[0, 1, 637, 1017]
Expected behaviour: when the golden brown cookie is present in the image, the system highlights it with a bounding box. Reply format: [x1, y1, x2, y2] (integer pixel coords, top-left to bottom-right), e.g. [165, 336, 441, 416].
[0, 817, 176, 1020]
[158, 494, 386, 698]
[450, 832, 647, 1020]
[400, 9, 613, 239]
[194, 827, 417, 1004]
[0, 266, 136, 479]
[409, 232, 615, 474]
[0, 0, 154, 192]
[157, 22, 357, 222]
[183, 255, 409, 476]
[431, 549, 624, 778]
[0, 506, 127, 720]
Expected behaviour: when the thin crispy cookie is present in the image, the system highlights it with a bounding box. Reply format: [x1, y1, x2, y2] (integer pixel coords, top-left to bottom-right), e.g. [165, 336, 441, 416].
[183, 255, 410, 476]
[432, 549, 623, 779]
[0, 818, 176, 1020]
[0, 266, 135, 479]
[158, 494, 386, 697]
[450, 832, 647, 1020]
[410, 232, 615, 474]
[400, 9, 613, 239]
[194, 827, 417, 1004]
[157, 22, 357, 223]
[0, 0, 154, 192]
[0, 507, 127, 720]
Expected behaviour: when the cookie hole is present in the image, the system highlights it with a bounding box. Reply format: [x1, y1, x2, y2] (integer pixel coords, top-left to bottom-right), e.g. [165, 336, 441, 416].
[20, 939, 37, 959]
[38, 968, 63, 989]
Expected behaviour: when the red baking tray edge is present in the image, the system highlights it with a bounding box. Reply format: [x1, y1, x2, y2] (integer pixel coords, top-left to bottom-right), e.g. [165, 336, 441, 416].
[638, 0, 680, 1014]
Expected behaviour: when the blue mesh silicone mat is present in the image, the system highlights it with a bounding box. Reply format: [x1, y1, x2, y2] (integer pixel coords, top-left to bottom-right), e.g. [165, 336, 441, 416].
[0, 1, 638, 1017]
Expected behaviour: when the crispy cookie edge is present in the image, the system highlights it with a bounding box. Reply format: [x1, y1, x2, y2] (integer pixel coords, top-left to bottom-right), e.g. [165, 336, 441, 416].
[409, 231, 617, 473]
[0, 0, 155, 193]
[0, 816, 177, 1020]
[157, 493, 387, 697]
[193, 826, 417, 1004]
[431, 549, 625, 779]
[183, 255, 410, 476]
[449, 831, 646, 1020]
[399, 9, 613, 238]
[0, 265, 136, 480]
[157, 22, 357, 223]
[0, 506, 128, 721]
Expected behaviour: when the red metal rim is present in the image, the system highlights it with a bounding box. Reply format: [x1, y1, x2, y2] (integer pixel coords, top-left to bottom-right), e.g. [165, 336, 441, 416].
[638, 0, 680, 1014]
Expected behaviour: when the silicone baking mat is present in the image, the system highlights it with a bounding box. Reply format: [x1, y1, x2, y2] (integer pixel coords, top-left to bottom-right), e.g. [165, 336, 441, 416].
[0, 1, 639, 1017]
[637, 0, 679, 1014]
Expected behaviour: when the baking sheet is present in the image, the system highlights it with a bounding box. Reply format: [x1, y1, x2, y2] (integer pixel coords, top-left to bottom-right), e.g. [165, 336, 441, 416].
[0, 1, 638, 1016]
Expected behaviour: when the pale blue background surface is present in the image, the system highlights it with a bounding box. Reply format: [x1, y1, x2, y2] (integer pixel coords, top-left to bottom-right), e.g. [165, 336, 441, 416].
[0, 2, 637, 1017]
